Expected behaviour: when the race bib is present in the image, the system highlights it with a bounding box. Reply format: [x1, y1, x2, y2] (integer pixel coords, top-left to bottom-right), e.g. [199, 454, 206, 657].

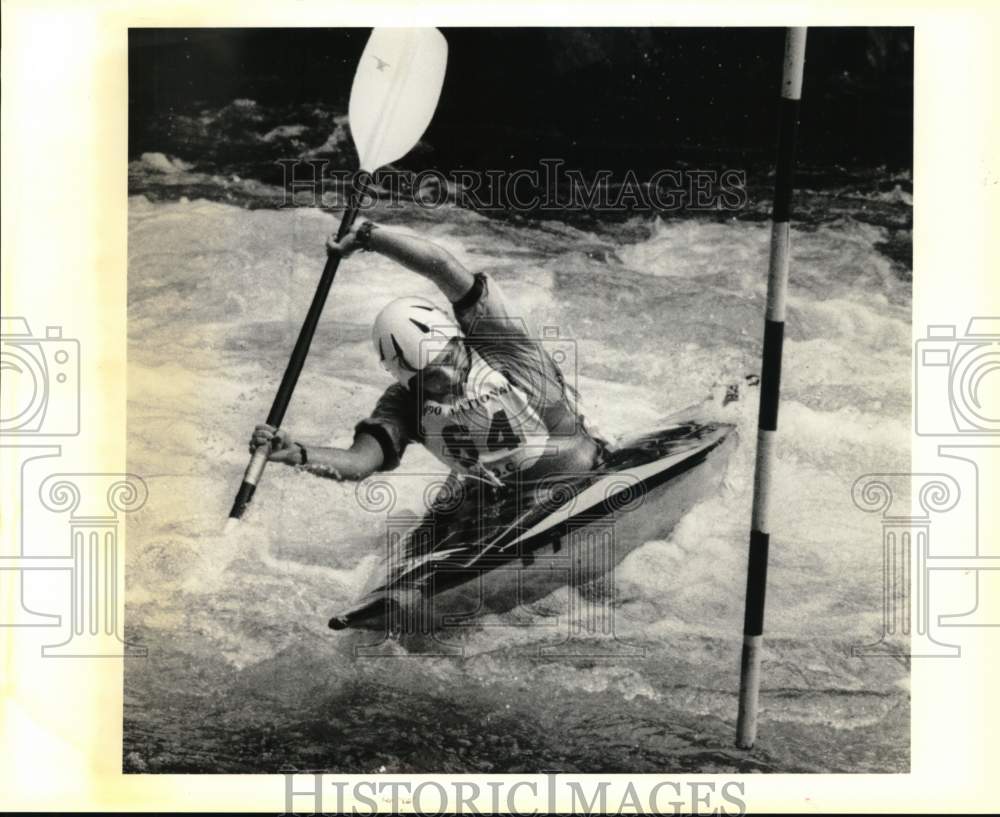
[419, 354, 551, 479]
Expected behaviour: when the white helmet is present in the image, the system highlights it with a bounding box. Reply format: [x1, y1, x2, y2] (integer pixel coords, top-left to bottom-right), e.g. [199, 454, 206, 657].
[372, 297, 463, 386]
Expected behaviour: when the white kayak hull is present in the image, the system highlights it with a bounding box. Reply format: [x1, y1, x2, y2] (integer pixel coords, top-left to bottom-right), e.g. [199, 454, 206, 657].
[330, 418, 738, 633]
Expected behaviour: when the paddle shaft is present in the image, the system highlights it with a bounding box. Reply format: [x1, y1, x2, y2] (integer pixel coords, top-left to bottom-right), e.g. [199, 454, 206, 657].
[228, 199, 361, 522]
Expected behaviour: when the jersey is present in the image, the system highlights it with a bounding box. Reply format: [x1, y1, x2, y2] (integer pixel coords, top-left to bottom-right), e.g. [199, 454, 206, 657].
[355, 273, 600, 483]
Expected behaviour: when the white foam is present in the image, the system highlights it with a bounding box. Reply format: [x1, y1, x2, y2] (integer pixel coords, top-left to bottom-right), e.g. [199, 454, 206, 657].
[127, 197, 911, 662]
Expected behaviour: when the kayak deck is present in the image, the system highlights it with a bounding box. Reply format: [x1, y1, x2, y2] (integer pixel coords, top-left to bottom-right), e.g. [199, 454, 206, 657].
[330, 418, 736, 632]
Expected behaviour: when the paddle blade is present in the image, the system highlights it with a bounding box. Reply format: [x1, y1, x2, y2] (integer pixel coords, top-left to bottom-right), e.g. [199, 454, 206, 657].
[349, 28, 448, 173]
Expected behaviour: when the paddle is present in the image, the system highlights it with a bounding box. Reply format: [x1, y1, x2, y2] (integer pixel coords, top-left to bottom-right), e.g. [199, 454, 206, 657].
[226, 28, 449, 531]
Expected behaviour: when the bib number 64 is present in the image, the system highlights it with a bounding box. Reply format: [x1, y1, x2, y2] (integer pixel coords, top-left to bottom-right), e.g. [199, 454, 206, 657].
[441, 410, 521, 466]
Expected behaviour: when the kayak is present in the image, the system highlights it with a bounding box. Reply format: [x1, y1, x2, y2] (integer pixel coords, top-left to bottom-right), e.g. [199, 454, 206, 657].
[329, 389, 742, 634]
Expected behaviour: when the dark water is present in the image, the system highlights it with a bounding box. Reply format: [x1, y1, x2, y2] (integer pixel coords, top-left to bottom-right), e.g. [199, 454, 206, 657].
[129, 28, 913, 171]
[127, 27, 912, 268]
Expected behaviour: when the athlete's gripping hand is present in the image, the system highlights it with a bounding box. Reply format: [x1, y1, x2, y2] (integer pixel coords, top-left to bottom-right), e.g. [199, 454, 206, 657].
[326, 219, 372, 260]
[250, 424, 305, 465]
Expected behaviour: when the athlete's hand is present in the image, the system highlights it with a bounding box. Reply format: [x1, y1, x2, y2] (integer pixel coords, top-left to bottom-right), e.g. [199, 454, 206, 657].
[326, 219, 371, 259]
[249, 424, 304, 465]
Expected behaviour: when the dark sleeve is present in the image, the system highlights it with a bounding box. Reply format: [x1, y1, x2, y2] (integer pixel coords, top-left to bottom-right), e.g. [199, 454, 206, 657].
[353, 383, 417, 472]
[453, 272, 569, 412]
[452, 272, 530, 340]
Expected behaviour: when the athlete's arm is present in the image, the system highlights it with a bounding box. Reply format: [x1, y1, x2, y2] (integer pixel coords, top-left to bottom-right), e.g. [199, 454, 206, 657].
[327, 219, 475, 302]
[249, 424, 384, 481]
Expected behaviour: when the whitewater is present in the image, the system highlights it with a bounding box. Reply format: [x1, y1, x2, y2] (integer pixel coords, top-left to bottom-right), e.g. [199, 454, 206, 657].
[124, 190, 910, 773]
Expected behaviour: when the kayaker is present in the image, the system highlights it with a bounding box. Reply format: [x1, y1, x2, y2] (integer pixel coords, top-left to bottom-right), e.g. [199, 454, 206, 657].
[249, 219, 605, 494]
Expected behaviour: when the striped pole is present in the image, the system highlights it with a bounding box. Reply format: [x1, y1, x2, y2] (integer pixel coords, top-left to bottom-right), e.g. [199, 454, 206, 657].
[736, 27, 807, 750]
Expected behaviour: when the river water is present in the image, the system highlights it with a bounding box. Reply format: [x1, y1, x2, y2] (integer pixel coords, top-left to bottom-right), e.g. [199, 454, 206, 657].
[124, 173, 911, 773]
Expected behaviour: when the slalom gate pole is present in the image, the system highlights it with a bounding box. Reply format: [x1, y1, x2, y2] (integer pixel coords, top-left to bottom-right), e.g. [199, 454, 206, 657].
[736, 27, 807, 750]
